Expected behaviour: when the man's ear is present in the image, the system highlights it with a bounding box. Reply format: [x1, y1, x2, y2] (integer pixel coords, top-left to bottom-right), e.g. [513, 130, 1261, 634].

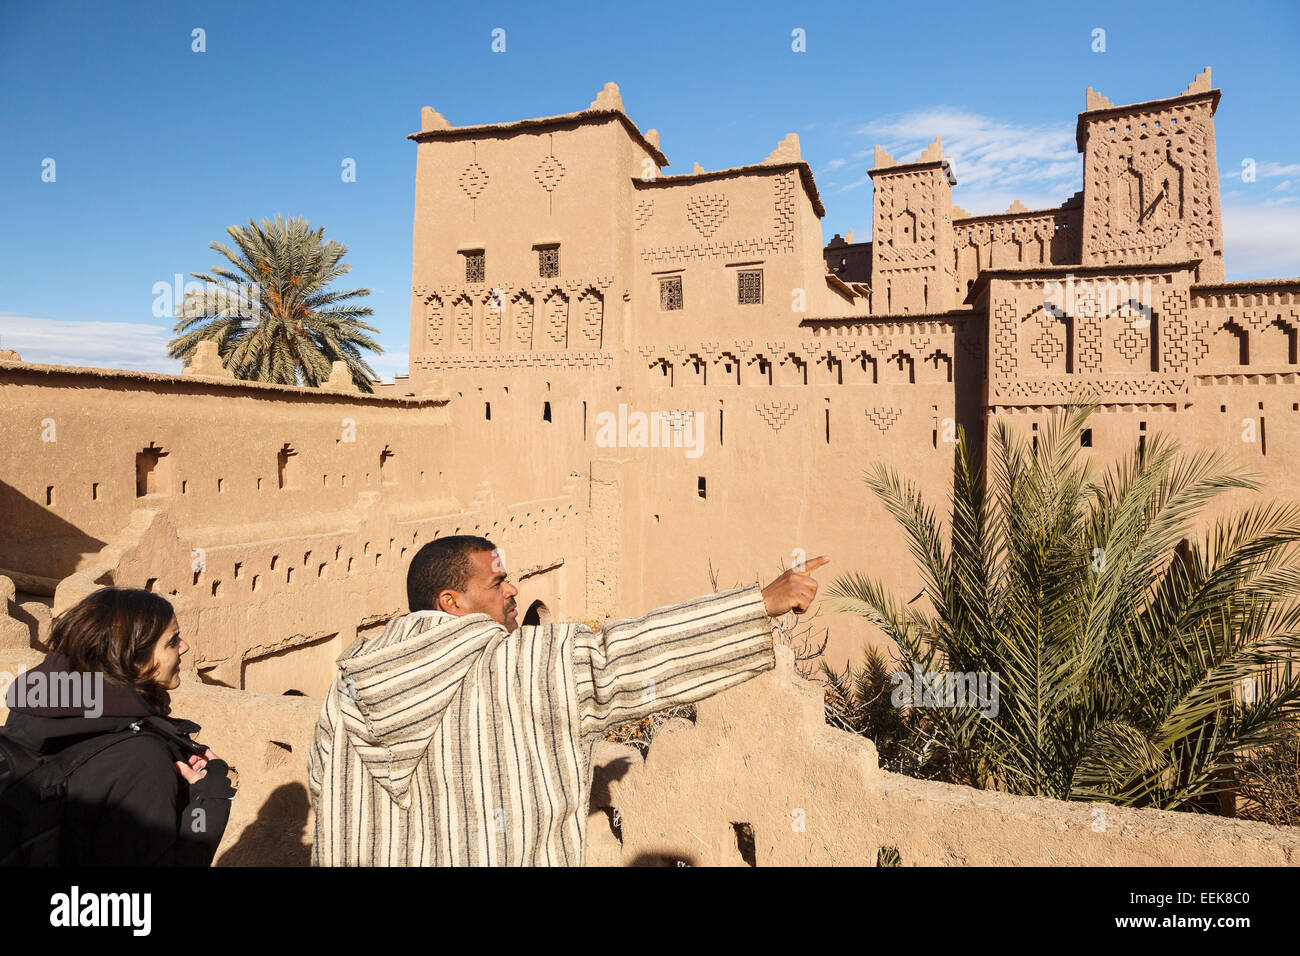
[436, 589, 460, 614]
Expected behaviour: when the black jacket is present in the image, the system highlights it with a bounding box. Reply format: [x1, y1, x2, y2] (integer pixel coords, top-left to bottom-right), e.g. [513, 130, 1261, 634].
[3, 653, 236, 866]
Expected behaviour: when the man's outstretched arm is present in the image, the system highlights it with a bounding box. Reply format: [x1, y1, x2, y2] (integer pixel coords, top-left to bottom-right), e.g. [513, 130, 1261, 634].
[571, 557, 827, 738]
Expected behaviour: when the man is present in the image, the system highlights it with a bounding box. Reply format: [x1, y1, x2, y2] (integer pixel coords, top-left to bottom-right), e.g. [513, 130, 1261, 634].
[307, 534, 826, 866]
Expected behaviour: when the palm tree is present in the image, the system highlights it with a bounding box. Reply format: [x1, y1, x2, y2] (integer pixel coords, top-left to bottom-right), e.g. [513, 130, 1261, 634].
[167, 215, 382, 392]
[829, 405, 1300, 811]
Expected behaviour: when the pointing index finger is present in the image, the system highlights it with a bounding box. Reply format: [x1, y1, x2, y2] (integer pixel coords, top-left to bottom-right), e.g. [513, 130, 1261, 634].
[801, 555, 830, 574]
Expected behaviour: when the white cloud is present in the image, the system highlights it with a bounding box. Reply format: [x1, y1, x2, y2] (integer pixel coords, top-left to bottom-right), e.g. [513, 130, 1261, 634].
[821, 108, 1298, 280]
[1222, 204, 1300, 279]
[368, 348, 409, 384]
[819, 157, 847, 174]
[837, 173, 872, 193]
[0, 313, 181, 373]
[0, 313, 409, 382]
[1219, 160, 1300, 191]
[853, 107, 1082, 215]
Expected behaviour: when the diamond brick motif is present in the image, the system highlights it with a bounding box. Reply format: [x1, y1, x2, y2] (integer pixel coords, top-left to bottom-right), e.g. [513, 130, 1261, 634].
[1114, 324, 1146, 363]
[534, 154, 566, 193]
[458, 162, 489, 200]
[1031, 326, 1064, 366]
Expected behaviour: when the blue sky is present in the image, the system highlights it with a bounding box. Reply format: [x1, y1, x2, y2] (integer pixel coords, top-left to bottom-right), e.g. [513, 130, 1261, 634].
[2, 0, 1297, 378]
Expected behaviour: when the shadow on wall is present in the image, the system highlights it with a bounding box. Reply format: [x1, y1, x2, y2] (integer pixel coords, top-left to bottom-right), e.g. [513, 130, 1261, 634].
[0, 479, 107, 581]
[627, 853, 699, 867]
[522, 599, 550, 626]
[216, 782, 312, 867]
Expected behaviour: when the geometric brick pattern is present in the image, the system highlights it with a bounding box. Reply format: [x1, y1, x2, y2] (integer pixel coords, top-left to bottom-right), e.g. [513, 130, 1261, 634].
[755, 401, 798, 432]
[425, 294, 445, 352]
[1082, 102, 1221, 271]
[482, 296, 502, 350]
[1030, 309, 1065, 367]
[458, 161, 489, 201]
[545, 292, 568, 348]
[993, 301, 1017, 377]
[1160, 288, 1196, 371]
[453, 296, 473, 350]
[997, 377, 1184, 403]
[983, 279, 1208, 406]
[641, 172, 796, 263]
[413, 351, 614, 371]
[659, 410, 697, 436]
[874, 171, 938, 267]
[779, 351, 807, 382]
[634, 197, 655, 229]
[1077, 312, 1103, 371]
[686, 194, 729, 238]
[417, 274, 618, 358]
[512, 293, 533, 350]
[866, 407, 903, 432]
[1114, 322, 1147, 363]
[578, 289, 603, 349]
[534, 153, 565, 194]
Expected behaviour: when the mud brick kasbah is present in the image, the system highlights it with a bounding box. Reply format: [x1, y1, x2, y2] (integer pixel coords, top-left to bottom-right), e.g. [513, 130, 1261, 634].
[3, 69, 1299, 865]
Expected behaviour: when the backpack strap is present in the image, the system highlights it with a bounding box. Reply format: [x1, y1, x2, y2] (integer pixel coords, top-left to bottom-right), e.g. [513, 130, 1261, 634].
[40, 721, 157, 797]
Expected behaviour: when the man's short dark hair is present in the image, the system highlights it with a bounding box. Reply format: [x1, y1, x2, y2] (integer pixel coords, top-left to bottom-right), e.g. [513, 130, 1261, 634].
[407, 535, 498, 612]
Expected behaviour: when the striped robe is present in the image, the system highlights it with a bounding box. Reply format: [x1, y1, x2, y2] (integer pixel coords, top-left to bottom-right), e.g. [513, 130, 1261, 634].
[307, 583, 775, 866]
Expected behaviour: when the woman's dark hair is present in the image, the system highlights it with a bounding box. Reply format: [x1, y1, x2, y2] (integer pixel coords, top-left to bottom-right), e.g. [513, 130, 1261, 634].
[49, 587, 178, 713]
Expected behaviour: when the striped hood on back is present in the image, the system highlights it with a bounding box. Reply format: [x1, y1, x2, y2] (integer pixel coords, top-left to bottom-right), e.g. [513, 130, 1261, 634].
[334, 611, 503, 808]
[308, 584, 776, 865]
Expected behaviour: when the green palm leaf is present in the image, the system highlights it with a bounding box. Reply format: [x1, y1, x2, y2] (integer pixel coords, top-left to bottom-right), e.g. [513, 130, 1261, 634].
[167, 215, 383, 392]
[833, 403, 1300, 811]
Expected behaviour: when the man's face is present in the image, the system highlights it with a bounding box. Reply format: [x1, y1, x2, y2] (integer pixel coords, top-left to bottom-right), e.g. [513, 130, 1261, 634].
[439, 549, 519, 632]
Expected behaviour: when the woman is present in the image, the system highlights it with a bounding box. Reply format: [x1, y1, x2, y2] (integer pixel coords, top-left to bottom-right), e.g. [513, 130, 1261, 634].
[2, 588, 236, 865]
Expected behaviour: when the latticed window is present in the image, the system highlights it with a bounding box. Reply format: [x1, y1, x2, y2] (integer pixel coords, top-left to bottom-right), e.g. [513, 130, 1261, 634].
[738, 270, 763, 305]
[660, 276, 683, 311]
[538, 246, 559, 278]
[464, 251, 485, 283]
